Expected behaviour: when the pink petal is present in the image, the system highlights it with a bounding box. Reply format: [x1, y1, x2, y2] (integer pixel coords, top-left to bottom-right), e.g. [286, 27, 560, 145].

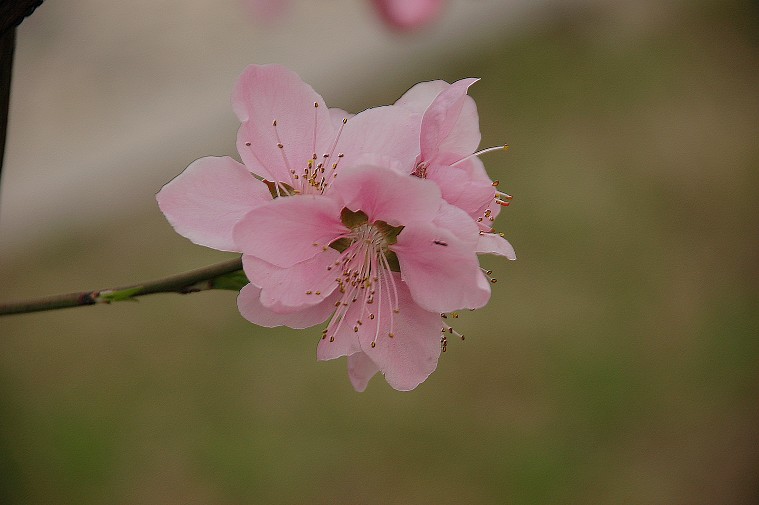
[432, 201, 480, 249]
[394, 80, 451, 113]
[347, 352, 380, 392]
[334, 105, 421, 175]
[156, 156, 272, 252]
[427, 161, 495, 219]
[420, 77, 481, 163]
[242, 252, 339, 311]
[233, 195, 347, 268]
[477, 233, 517, 260]
[330, 165, 442, 227]
[329, 107, 354, 127]
[233, 64, 335, 183]
[393, 223, 490, 312]
[355, 272, 442, 391]
[370, 0, 445, 31]
[237, 283, 337, 329]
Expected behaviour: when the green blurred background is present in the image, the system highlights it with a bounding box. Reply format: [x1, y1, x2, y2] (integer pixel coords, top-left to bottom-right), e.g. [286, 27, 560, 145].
[2, 1, 758, 503]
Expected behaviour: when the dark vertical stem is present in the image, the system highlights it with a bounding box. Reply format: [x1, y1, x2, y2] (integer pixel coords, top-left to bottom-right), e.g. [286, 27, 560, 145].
[0, 26, 14, 181]
[0, 0, 45, 198]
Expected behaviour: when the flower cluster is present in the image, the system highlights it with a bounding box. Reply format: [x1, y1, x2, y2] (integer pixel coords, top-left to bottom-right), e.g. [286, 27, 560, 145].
[157, 64, 515, 391]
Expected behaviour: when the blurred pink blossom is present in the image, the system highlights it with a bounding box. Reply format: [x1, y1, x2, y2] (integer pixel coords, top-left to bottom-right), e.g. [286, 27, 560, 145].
[370, 0, 445, 31]
[244, 0, 445, 30]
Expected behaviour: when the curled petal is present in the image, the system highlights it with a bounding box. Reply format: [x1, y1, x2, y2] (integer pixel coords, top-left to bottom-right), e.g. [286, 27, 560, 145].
[347, 352, 381, 392]
[477, 233, 517, 260]
[234, 195, 347, 268]
[393, 223, 490, 312]
[421, 77, 481, 163]
[156, 156, 271, 252]
[395, 80, 451, 113]
[237, 283, 337, 329]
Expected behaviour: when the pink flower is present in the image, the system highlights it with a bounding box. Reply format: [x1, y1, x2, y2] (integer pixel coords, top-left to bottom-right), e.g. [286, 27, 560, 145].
[233, 64, 420, 197]
[157, 63, 420, 251]
[235, 165, 489, 391]
[157, 64, 515, 392]
[370, 0, 445, 31]
[396, 78, 517, 260]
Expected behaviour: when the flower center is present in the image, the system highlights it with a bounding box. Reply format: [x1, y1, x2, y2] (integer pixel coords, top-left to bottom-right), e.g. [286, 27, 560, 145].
[264, 102, 349, 197]
[320, 208, 404, 348]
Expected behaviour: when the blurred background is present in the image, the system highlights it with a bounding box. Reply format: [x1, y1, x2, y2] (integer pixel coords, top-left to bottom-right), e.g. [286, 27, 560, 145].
[2, 0, 758, 503]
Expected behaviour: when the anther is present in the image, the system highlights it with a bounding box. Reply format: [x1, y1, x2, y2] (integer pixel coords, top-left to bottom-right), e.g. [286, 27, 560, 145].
[272, 120, 277, 126]
[277, 143, 284, 149]
[371, 342, 376, 348]
[329, 336, 335, 342]
[244, 142, 251, 146]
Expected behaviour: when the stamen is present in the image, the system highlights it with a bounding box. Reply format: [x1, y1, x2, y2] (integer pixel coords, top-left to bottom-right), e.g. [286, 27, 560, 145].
[450, 144, 509, 167]
[480, 267, 497, 284]
[442, 323, 465, 342]
[271, 119, 297, 190]
[321, 118, 348, 190]
[312, 102, 319, 161]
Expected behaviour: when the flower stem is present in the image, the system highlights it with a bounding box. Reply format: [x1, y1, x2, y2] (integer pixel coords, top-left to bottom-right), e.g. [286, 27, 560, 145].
[0, 257, 246, 316]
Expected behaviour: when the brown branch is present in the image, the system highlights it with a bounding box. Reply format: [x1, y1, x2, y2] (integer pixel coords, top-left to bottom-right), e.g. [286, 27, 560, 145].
[0, 0, 44, 35]
[0, 257, 245, 316]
